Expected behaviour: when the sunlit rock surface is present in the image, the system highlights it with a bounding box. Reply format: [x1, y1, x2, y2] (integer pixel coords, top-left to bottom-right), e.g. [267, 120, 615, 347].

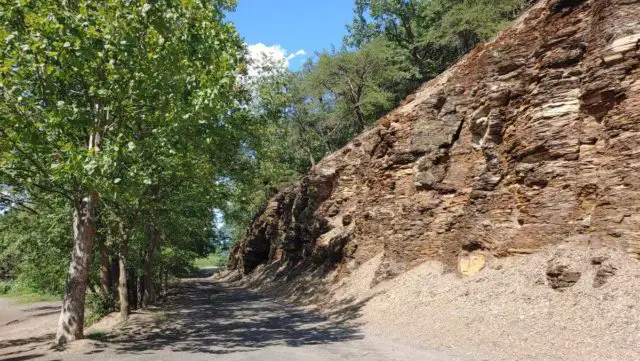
[230, 0, 640, 283]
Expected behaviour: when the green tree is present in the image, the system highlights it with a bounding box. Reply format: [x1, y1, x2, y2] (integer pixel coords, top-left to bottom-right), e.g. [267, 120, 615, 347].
[0, 200, 71, 295]
[0, 0, 244, 344]
[303, 38, 418, 146]
[421, 0, 524, 56]
[345, 0, 426, 64]
[345, 0, 526, 78]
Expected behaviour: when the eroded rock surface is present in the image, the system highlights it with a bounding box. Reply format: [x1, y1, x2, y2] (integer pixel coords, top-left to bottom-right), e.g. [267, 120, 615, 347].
[230, 0, 640, 283]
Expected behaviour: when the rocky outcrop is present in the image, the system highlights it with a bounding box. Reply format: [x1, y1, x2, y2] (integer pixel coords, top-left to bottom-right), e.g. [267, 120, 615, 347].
[230, 0, 640, 283]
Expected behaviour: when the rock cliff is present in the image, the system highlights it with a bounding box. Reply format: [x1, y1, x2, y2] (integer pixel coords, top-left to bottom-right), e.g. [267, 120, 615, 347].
[230, 0, 640, 283]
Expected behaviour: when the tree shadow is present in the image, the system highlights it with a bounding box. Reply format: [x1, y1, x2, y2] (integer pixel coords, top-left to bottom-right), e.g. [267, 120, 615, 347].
[0, 354, 46, 361]
[189, 267, 220, 279]
[234, 261, 381, 328]
[27, 310, 59, 319]
[0, 334, 53, 350]
[97, 280, 364, 355]
[21, 306, 59, 313]
[0, 334, 53, 361]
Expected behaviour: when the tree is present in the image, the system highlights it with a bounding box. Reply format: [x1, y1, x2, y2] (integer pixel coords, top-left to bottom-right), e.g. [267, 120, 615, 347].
[421, 0, 524, 56]
[0, 0, 244, 344]
[303, 38, 418, 146]
[0, 200, 71, 295]
[345, 0, 426, 64]
[345, 0, 526, 79]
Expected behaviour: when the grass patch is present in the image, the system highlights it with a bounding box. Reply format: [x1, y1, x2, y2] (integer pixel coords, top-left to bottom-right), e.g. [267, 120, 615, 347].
[193, 250, 227, 269]
[84, 292, 116, 327]
[6, 292, 60, 304]
[0, 281, 60, 304]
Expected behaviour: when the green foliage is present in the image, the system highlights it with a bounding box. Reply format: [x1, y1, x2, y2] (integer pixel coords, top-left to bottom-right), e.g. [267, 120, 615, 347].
[304, 38, 419, 141]
[0, 205, 71, 295]
[421, 0, 524, 55]
[0, 281, 13, 294]
[0, 280, 60, 303]
[345, 0, 525, 78]
[160, 247, 199, 278]
[194, 250, 228, 269]
[85, 292, 115, 326]
[0, 0, 249, 335]
[0, 0, 246, 207]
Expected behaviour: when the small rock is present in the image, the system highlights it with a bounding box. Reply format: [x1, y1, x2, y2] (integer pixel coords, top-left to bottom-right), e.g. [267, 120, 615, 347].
[546, 262, 581, 290]
[593, 263, 617, 288]
[327, 204, 340, 217]
[590, 255, 609, 265]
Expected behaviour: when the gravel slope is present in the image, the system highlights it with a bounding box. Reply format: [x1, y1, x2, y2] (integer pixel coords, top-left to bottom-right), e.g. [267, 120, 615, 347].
[332, 248, 640, 361]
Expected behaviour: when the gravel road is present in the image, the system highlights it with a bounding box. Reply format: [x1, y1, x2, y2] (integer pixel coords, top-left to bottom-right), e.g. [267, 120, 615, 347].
[1, 276, 469, 361]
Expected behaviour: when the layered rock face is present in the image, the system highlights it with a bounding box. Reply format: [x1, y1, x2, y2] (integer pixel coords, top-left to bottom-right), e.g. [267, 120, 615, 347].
[230, 0, 640, 282]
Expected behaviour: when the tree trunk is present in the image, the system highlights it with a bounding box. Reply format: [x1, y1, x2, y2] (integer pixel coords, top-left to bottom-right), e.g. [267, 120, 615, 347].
[354, 106, 366, 133]
[118, 251, 129, 319]
[99, 241, 110, 297]
[142, 228, 160, 307]
[163, 270, 168, 299]
[303, 146, 316, 168]
[117, 224, 129, 320]
[55, 192, 98, 345]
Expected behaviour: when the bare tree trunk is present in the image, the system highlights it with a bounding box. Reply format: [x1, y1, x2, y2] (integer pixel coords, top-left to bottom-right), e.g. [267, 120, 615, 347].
[118, 224, 129, 320]
[142, 228, 160, 307]
[354, 107, 366, 133]
[303, 146, 316, 168]
[118, 251, 129, 319]
[99, 241, 110, 297]
[163, 270, 168, 299]
[55, 192, 98, 345]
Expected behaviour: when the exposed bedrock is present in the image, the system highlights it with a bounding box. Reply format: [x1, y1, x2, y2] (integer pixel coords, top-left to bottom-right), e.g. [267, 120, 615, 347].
[230, 0, 640, 283]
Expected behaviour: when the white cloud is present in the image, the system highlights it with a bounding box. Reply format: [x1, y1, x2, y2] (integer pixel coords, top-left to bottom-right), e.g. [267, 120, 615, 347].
[286, 49, 307, 61]
[246, 43, 306, 78]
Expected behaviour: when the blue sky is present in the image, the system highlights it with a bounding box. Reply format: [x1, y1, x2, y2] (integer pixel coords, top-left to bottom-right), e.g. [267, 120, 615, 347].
[228, 0, 355, 70]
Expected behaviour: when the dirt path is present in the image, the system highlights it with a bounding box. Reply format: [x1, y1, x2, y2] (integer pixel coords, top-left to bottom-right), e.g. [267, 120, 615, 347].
[0, 297, 61, 360]
[1, 276, 471, 361]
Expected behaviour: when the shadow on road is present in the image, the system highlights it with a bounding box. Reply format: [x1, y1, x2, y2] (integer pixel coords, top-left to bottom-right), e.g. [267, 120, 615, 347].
[190, 267, 220, 279]
[99, 279, 364, 355]
[0, 334, 53, 361]
[0, 354, 46, 361]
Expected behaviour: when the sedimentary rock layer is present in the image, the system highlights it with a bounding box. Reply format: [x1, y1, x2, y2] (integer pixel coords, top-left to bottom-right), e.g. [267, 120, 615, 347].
[230, 0, 640, 282]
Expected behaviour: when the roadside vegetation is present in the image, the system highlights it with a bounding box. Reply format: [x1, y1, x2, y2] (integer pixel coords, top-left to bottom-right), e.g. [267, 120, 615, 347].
[194, 250, 229, 269]
[0, 281, 60, 304]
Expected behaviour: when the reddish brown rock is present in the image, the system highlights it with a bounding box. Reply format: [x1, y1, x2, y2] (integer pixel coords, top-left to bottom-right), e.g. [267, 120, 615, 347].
[230, 0, 640, 283]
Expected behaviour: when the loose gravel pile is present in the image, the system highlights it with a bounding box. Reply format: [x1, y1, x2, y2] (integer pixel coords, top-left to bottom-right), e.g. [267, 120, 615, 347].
[239, 246, 640, 361]
[339, 247, 640, 361]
